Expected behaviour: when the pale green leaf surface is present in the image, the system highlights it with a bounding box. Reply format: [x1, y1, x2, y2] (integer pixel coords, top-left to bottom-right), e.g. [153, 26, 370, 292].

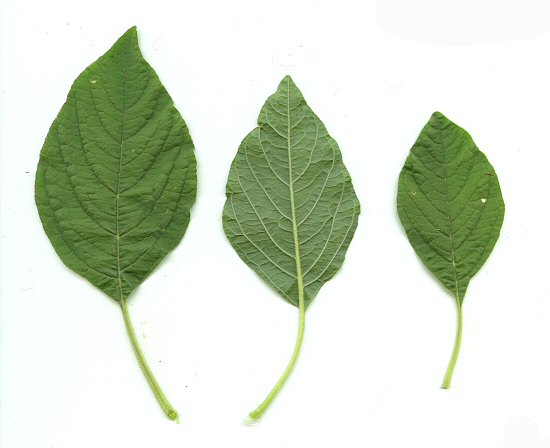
[222, 76, 360, 308]
[397, 112, 504, 303]
[35, 27, 197, 303]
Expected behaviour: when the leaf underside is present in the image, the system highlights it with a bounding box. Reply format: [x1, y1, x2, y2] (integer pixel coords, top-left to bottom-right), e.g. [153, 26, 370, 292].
[35, 27, 197, 302]
[223, 76, 360, 308]
[397, 112, 504, 302]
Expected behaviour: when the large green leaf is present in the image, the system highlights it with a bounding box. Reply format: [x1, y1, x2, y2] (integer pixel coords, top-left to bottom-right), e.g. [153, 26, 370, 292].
[35, 26, 196, 421]
[223, 76, 360, 420]
[397, 111, 504, 388]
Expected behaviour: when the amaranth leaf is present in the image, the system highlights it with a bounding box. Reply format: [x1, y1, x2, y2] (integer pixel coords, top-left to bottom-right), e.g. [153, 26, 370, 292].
[35, 26, 197, 421]
[397, 112, 504, 388]
[223, 76, 360, 420]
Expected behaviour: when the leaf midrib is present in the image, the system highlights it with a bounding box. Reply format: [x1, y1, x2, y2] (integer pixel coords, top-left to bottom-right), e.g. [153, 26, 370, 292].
[115, 33, 133, 302]
[286, 78, 305, 303]
[439, 125, 460, 302]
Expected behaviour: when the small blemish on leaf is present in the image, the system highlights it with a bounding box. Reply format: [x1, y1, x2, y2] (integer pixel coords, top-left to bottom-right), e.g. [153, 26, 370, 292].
[481, 198, 487, 203]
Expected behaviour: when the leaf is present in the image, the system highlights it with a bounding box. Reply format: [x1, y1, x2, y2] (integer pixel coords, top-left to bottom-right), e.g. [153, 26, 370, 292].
[35, 26, 196, 421]
[223, 76, 360, 419]
[397, 112, 504, 388]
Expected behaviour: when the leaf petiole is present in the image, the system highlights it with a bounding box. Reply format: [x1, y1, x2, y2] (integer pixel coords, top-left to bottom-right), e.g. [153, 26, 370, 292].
[248, 297, 305, 421]
[441, 299, 463, 389]
[121, 300, 179, 422]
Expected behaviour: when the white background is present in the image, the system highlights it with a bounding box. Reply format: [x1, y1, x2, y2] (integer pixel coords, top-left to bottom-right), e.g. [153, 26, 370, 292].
[1, 0, 550, 447]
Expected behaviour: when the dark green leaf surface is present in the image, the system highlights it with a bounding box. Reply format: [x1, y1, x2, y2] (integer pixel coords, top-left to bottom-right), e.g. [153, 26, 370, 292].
[397, 112, 504, 388]
[35, 26, 196, 421]
[35, 27, 196, 303]
[223, 76, 360, 309]
[397, 112, 504, 302]
[223, 76, 359, 419]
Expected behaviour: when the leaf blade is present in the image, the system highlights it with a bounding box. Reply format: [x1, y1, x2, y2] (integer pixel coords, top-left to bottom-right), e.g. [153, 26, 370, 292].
[35, 26, 197, 302]
[397, 112, 504, 302]
[223, 76, 360, 308]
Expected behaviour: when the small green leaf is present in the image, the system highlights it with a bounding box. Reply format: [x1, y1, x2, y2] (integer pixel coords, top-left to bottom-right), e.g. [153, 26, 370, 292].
[397, 112, 504, 388]
[35, 26, 197, 421]
[223, 76, 360, 420]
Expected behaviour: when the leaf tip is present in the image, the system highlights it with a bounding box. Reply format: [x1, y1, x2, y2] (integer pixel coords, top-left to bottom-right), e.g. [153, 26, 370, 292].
[428, 111, 455, 130]
[119, 25, 138, 42]
[280, 74, 297, 89]
[431, 111, 447, 121]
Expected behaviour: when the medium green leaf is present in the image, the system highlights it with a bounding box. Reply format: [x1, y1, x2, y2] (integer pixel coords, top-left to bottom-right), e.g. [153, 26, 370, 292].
[223, 76, 360, 420]
[397, 112, 504, 388]
[35, 26, 196, 421]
